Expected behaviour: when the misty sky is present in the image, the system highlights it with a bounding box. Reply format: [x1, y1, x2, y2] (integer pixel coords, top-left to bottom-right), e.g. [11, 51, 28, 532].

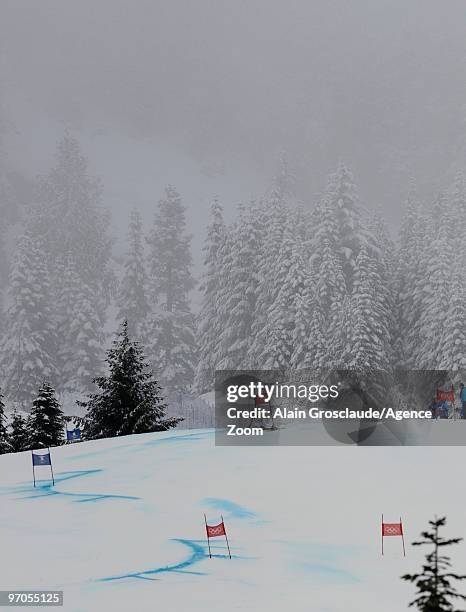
[2, 0, 466, 260]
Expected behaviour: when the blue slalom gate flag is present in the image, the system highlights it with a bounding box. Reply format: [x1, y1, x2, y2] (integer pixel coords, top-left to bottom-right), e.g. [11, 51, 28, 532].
[66, 428, 81, 442]
[31, 449, 55, 487]
[32, 451, 51, 466]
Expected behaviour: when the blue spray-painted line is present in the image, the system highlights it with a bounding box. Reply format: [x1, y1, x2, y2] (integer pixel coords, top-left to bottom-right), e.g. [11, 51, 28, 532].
[99, 538, 240, 583]
[203, 497, 257, 520]
[25, 488, 139, 503]
[2, 471, 140, 504]
[140, 431, 214, 449]
[0, 470, 100, 496]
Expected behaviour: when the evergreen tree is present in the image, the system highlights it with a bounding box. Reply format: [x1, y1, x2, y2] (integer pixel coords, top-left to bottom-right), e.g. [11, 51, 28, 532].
[258, 214, 304, 368]
[35, 134, 114, 306]
[315, 236, 347, 320]
[217, 202, 260, 369]
[306, 292, 327, 369]
[438, 274, 466, 370]
[395, 184, 429, 368]
[28, 382, 64, 449]
[64, 280, 105, 392]
[347, 245, 392, 370]
[83, 321, 181, 439]
[117, 208, 150, 339]
[367, 209, 398, 368]
[327, 293, 353, 368]
[325, 162, 362, 290]
[30, 134, 112, 383]
[291, 286, 326, 370]
[0, 388, 11, 454]
[273, 150, 296, 201]
[402, 516, 466, 611]
[417, 222, 457, 368]
[1, 229, 58, 406]
[194, 198, 226, 393]
[311, 196, 347, 326]
[9, 409, 28, 453]
[56, 255, 105, 393]
[247, 152, 297, 356]
[146, 186, 196, 394]
[450, 173, 466, 268]
[249, 189, 287, 366]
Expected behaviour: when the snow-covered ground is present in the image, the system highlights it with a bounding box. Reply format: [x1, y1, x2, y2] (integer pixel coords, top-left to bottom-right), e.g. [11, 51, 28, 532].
[1, 429, 465, 611]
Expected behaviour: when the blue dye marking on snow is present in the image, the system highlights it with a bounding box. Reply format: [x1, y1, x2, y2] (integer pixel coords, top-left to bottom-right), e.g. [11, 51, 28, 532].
[283, 541, 362, 561]
[0, 470, 99, 497]
[203, 497, 256, 519]
[141, 431, 213, 448]
[294, 562, 360, 583]
[99, 538, 241, 583]
[99, 539, 207, 582]
[281, 541, 361, 583]
[9, 471, 139, 504]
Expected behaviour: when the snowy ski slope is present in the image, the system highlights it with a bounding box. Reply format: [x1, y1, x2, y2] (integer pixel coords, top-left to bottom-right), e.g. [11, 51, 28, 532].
[1, 429, 465, 611]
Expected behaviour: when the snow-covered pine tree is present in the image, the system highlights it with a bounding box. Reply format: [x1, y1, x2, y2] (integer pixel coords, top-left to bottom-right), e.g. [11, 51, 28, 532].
[55, 255, 105, 394]
[249, 188, 288, 366]
[194, 198, 226, 394]
[247, 154, 297, 367]
[35, 134, 114, 307]
[11, 134, 113, 396]
[346, 244, 391, 370]
[273, 150, 296, 201]
[28, 382, 64, 449]
[431, 175, 466, 369]
[450, 172, 466, 264]
[306, 291, 327, 369]
[317, 230, 348, 313]
[146, 186, 196, 394]
[395, 184, 429, 368]
[256, 213, 303, 369]
[315, 235, 348, 355]
[65, 280, 105, 393]
[211, 221, 235, 364]
[438, 273, 466, 370]
[82, 321, 181, 439]
[416, 221, 452, 368]
[0, 388, 11, 454]
[366, 209, 397, 369]
[117, 208, 150, 340]
[216, 201, 260, 369]
[1, 229, 58, 406]
[325, 162, 362, 290]
[291, 270, 326, 370]
[311, 196, 347, 325]
[9, 409, 28, 453]
[327, 294, 353, 368]
[417, 185, 465, 370]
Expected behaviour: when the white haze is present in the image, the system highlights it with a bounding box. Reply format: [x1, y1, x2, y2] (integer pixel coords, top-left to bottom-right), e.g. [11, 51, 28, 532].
[2, 0, 466, 261]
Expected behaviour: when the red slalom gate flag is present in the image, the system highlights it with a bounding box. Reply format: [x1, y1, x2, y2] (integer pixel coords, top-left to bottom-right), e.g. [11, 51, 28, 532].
[382, 523, 403, 536]
[381, 515, 405, 556]
[206, 522, 226, 538]
[204, 514, 231, 559]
